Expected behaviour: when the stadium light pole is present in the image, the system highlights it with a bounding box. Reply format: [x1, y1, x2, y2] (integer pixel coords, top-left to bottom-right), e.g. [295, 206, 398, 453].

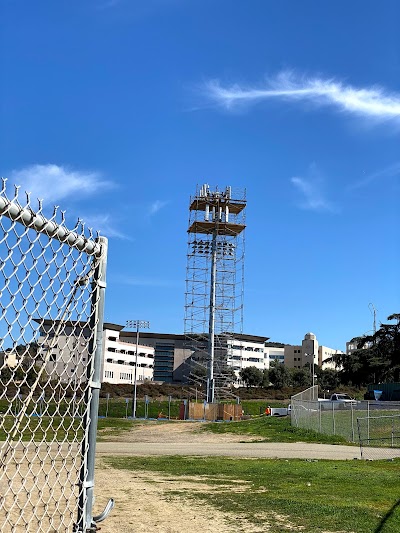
[126, 320, 150, 418]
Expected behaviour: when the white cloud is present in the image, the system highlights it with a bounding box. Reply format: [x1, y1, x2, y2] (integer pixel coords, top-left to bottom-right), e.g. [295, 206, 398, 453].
[348, 162, 400, 190]
[81, 213, 130, 240]
[290, 165, 336, 213]
[149, 200, 167, 216]
[202, 71, 400, 122]
[8, 164, 113, 204]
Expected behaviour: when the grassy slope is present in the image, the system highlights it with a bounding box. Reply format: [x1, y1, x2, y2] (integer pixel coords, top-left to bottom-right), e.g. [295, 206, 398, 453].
[200, 415, 349, 444]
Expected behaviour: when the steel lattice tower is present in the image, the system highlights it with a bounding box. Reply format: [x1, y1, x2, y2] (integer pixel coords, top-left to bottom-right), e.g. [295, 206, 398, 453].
[184, 184, 246, 403]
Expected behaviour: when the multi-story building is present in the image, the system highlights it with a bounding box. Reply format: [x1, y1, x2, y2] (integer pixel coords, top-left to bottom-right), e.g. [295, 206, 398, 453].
[226, 334, 269, 376]
[35, 320, 155, 385]
[103, 325, 154, 384]
[284, 332, 344, 370]
[34, 320, 344, 386]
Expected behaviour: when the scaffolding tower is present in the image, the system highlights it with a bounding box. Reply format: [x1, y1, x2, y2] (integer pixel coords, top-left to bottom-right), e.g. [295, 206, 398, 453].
[184, 184, 246, 403]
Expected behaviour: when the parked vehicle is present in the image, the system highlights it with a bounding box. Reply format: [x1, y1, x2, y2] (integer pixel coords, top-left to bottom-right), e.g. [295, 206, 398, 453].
[329, 393, 357, 404]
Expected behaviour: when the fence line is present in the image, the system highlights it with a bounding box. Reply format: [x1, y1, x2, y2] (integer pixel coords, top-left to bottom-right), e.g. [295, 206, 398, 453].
[291, 390, 400, 459]
[0, 181, 110, 532]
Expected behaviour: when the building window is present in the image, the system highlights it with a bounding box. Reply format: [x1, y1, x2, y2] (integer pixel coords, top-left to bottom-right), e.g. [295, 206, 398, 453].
[108, 336, 117, 342]
[108, 347, 116, 353]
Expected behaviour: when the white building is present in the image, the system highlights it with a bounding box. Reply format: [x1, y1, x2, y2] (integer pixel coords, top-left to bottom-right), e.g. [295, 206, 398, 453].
[102, 325, 154, 384]
[35, 320, 154, 385]
[226, 334, 269, 379]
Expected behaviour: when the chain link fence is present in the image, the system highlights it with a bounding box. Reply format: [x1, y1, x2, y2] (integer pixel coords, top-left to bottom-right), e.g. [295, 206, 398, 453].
[0, 181, 110, 532]
[357, 415, 400, 460]
[291, 387, 400, 459]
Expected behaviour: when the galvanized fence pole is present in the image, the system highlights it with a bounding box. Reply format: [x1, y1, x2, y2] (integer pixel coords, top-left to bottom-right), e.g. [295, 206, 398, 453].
[332, 402, 336, 435]
[319, 401, 322, 433]
[76, 236, 113, 532]
[351, 402, 355, 442]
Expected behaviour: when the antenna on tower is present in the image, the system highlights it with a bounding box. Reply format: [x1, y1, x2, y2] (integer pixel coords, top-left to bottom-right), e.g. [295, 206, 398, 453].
[368, 303, 377, 335]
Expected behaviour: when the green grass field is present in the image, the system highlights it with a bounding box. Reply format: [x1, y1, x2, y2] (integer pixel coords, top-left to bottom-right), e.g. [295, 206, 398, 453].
[201, 414, 349, 444]
[104, 454, 400, 533]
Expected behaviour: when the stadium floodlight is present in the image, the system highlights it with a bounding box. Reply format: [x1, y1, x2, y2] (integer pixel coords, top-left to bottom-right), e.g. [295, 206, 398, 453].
[126, 320, 150, 418]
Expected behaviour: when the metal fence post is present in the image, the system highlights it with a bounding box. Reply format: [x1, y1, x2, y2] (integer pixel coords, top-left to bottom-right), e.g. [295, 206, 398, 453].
[76, 236, 113, 532]
[332, 402, 336, 435]
[319, 401, 322, 433]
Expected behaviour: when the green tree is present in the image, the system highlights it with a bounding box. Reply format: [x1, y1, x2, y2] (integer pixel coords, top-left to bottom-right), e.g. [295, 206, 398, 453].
[269, 361, 292, 389]
[317, 368, 340, 391]
[291, 367, 310, 388]
[337, 313, 400, 386]
[262, 368, 270, 388]
[239, 366, 263, 388]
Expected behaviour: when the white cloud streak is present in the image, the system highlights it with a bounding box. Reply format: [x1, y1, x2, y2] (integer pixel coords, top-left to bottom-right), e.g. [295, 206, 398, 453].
[203, 71, 400, 121]
[149, 200, 167, 216]
[8, 164, 113, 204]
[291, 165, 335, 213]
[349, 162, 400, 190]
[82, 213, 130, 240]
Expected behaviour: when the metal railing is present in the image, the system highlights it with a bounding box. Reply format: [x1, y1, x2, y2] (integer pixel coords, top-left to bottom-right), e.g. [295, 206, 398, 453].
[0, 181, 111, 532]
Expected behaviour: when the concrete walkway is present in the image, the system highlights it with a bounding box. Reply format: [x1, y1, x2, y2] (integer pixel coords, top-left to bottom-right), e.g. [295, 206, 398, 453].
[96, 441, 400, 460]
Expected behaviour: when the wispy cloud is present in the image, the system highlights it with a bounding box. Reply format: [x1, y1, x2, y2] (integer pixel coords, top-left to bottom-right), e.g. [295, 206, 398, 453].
[149, 200, 167, 216]
[291, 164, 336, 212]
[348, 162, 400, 190]
[81, 213, 130, 240]
[202, 71, 400, 122]
[8, 164, 113, 204]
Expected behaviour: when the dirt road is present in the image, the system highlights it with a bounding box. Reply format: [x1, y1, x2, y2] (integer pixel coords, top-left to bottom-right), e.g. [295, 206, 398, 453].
[96, 419, 400, 460]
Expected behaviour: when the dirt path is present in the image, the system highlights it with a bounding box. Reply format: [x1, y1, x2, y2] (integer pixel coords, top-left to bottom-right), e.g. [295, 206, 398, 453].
[94, 460, 266, 533]
[97, 419, 374, 460]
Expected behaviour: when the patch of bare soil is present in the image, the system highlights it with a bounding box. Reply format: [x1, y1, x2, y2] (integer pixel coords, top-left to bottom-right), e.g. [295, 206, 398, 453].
[101, 420, 260, 443]
[94, 460, 268, 533]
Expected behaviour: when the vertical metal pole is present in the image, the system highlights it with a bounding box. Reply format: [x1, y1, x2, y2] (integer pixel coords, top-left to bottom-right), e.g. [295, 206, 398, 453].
[367, 402, 370, 443]
[332, 402, 336, 435]
[391, 417, 394, 447]
[132, 324, 139, 419]
[319, 401, 322, 433]
[207, 231, 217, 404]
[312, 358, 315, 388]
[357, 418, 363, 459]
[351, 402, 355, 442]
[168, 395, 171, 420]
[77, 236, 108, 532]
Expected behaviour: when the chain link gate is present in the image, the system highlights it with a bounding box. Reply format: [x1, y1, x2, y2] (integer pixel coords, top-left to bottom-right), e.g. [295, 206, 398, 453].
[0, 181, 113, 532]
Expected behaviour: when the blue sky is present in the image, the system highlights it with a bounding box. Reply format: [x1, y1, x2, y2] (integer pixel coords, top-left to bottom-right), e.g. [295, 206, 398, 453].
[1, 0, 399, 351]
